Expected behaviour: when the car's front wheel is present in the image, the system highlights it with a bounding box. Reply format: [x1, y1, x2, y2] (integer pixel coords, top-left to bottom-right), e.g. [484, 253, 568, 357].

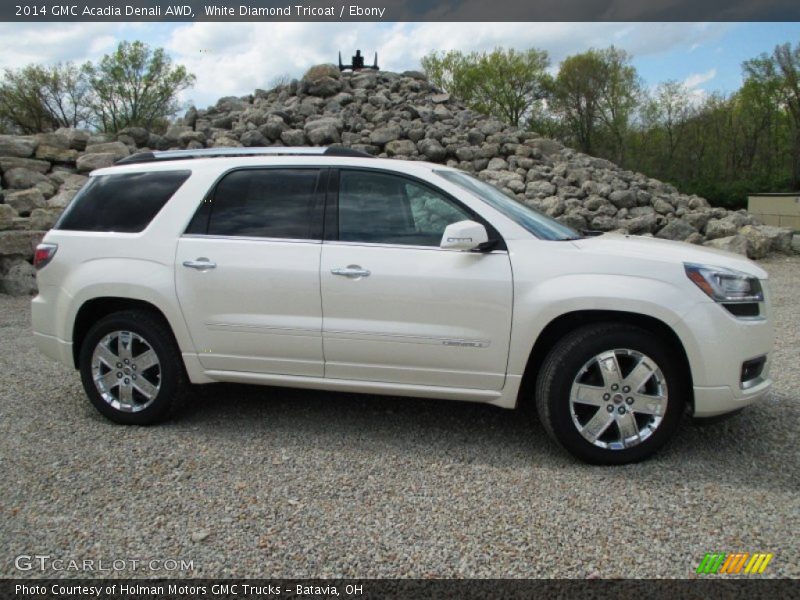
[79, 309, 188, 425]
[535, 323, 686, 464]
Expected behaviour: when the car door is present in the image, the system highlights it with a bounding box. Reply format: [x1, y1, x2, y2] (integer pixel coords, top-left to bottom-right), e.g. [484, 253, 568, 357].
[320, 168, 513, 390]
[175, 167, 326, 376]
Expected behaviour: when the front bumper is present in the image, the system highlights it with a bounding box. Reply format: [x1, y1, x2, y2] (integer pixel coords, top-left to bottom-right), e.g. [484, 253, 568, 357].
[674, 298, 773, 418]
[693, 377, 772, 418]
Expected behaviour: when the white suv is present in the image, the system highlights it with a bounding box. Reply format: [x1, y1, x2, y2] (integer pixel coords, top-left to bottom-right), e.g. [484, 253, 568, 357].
[31, 147, 773, 464]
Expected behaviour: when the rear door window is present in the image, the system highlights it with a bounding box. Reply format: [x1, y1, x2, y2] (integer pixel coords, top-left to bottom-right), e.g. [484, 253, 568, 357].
[199, 169, 323, 240]
[57, 170, 191, 233]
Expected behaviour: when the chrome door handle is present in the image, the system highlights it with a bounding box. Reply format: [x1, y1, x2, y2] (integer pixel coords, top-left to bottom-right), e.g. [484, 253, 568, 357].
[182, 258, 216, 271]
[331, 265, 371, 278]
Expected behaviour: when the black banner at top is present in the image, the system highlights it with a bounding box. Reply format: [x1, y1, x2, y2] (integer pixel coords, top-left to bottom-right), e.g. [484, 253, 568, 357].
[3, 0, 800, 22]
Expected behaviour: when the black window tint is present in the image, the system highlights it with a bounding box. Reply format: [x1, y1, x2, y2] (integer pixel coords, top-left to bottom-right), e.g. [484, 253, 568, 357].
[338, 170, 472, 246]
[185, 197, 212, 234]
[207, 169, 321, 239]
[56, 170, 190, 233]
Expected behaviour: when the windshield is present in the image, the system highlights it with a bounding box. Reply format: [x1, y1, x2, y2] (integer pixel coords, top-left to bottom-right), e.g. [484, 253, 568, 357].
[435, 170, 581, 241]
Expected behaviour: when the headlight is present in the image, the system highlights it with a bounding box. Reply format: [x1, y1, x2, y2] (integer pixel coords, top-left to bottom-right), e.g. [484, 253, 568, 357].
[684, 263, 764, 303]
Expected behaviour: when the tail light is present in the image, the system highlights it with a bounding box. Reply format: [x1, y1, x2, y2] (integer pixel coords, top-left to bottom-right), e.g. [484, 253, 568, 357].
[33, 243, 58, 270]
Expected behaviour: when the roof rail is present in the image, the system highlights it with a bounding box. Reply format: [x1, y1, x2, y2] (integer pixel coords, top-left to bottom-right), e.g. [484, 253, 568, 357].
[115, 146, 374, 165]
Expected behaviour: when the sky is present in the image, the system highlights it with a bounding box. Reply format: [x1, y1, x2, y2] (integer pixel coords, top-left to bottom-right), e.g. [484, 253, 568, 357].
[0, 21, 797, 108]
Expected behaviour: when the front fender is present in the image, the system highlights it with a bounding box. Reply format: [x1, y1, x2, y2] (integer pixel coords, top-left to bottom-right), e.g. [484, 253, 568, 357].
[507, 273, 704, 376]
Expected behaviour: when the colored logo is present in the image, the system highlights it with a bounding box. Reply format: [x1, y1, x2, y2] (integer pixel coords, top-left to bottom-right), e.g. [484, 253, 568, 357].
[696, 552, 774, 574]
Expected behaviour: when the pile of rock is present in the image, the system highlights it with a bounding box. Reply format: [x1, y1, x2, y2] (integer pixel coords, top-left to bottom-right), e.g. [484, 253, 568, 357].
[0, 65, 795, 295]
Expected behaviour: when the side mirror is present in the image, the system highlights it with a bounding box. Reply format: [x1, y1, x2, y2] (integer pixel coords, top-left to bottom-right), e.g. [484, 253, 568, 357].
[440, 220, 489, 251]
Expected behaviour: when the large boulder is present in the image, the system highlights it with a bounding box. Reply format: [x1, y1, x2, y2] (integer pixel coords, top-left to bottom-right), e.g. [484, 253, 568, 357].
[303, 117, 342, 145]
[259, 116, 289, 141]
[280, 129, 306, 146]
[526, 181, 556, 198]
[76, 152, 116, 173]
[682, 211, 710, 232]
[705, 217, 739, 240]
[743, 225, 793, 255]
[655, 219, 697, 241]
[35, 144, 78, 163]
[385, 139, 417, 157]
[350, 72, 377, 89]
[0, 258, 37, 295]
[369, 125, 401, 146]
[178, 130, 206, 146]
[590, 214, 616, 231]
[0, 230, 45, 259]
[417, 138, 446, 162]
[530, 138, 563, 157]
[0, 135, 38, 158]
[163, 125, 193, 146]
[55, 173, 88, 191]
[0, 156, 51, 174]
[620, 213, 658, 234]
[306, 77, 342, 98]
[47, 188, 79, 209]
[0, 204, 16, 230]
[240, 130, 269, 147]
[83, 141, 130, 160]
[704, 235, 749, 256]
[5, 189, 46, 214]
[214, 96, 248, 112]
[29, 208, 62, 230]
[3, 167, 50, 189]
[117, 127, 150, 147]
[54, 128, 91, 150]
[302, 64, 340, 82]
[738, 225, 772, 259]
[608, 190, 637, 209]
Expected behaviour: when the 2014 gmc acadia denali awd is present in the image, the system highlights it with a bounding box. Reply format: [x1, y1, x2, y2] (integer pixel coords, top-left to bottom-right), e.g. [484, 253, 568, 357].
[31, 147, 773, 464]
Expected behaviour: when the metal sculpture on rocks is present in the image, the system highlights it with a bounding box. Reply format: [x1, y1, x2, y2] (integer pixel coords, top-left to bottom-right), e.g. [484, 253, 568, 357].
[338, 50, 379, 72]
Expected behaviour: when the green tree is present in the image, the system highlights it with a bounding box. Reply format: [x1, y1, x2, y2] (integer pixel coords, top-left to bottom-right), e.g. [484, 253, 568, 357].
[550, 47, 640, 163]
[0, 62, 90, 133]
[85, 40, 195, 133]
[549, 50, 604, 154]
[639, 80, 693, 174]
[743, 42, 800, 188]
[421, 48, 550, 126]
[594, 47, 641, 165]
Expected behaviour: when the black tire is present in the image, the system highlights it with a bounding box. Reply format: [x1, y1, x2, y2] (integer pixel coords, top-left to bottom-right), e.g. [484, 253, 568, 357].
[78, 309, 189, 425]
[535, 323, 686, 465]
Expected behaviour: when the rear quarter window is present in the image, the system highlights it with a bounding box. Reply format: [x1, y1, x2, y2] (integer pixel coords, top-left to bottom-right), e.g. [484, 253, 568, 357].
[56, 170, 191, 233]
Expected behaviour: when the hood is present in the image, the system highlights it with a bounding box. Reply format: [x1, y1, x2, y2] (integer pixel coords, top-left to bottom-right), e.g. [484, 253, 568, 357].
[572, 234, 768, 279]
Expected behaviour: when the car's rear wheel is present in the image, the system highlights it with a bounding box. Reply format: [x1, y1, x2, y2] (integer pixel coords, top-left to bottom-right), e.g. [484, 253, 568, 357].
[535, 323, 686, 464]
[79, 309, 188, 424]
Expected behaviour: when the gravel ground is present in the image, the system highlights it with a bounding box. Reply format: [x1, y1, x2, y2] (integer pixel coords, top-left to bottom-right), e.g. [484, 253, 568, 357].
[1, 256, 798, 579]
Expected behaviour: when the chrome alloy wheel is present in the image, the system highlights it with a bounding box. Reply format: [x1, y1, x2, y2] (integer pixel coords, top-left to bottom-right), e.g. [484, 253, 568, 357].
[569, 349, 668, 450]
[91, 330, 161, 412]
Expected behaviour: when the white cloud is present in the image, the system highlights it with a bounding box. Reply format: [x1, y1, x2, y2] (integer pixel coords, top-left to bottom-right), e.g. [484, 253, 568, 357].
[164, 21, 730, 107]
[683, 68, 717, 89]
[678, 68, 718, 106]
[0, 23, 122, 68]
[0, 21, 731, 108]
